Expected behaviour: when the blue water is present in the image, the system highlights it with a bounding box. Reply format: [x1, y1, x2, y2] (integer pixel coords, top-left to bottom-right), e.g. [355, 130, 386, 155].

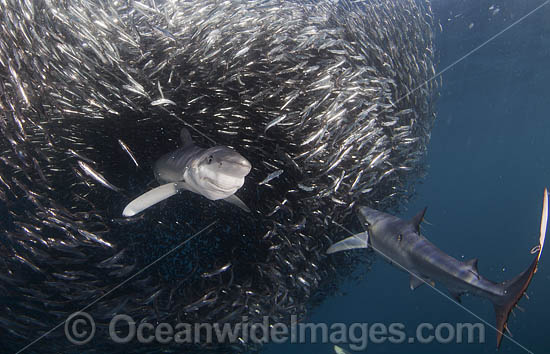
[265, 1, 550, 353]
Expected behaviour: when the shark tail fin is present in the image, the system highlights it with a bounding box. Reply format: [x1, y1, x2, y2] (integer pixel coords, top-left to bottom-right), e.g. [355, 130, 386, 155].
[493, 187, 547, 348]
[493, 255, 538, 349]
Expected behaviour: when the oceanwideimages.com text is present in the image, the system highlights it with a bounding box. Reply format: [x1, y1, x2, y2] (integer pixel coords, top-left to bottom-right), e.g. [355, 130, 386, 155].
[65, 312, 486, 350]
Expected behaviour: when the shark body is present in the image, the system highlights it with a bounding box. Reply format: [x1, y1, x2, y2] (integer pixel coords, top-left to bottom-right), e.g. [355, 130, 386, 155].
[122, 128, 251, 216]
[327, 189, 547, 348]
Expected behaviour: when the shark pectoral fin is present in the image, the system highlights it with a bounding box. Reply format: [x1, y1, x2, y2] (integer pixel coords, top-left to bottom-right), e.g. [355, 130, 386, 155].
[173, 181, 190, 192]
[223, 194, 251, 213]
[409, 275, 425, 290]
[326, 231, 369, 254]
[122, 183, 180, 217]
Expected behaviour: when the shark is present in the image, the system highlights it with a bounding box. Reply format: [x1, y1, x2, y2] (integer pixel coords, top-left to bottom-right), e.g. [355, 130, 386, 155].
[327, 188, 548, 348]
[122, 128, 252, 217]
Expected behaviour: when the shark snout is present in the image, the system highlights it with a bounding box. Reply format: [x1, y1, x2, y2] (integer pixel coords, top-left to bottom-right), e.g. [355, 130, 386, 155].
[358, 206, 381, 222]
[223, 154, 252, 176]
[192, 147, 252, 199]
[207, 149, 251, 178]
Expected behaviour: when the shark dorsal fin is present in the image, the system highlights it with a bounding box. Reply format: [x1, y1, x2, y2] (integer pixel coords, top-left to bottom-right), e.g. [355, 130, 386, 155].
[410, 207, 427, 233]
[465, 258, 479, 273]
[180, 128, 194, 149]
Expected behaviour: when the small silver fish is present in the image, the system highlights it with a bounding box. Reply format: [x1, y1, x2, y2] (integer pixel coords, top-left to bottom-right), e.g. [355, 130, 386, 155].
[77, 160, 121, 193]
[67, 149, 95, 164]
[117, 139, 139, 168]
[78, 229, 113, 248]
[201, 262, 232, 278]
[264, 114, 288, 133]
[259, 169, 283, 185]
[150, 98, 176, 106]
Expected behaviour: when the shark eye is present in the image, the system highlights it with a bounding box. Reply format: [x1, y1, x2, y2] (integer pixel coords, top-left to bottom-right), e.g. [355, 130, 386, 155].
[207, 155, 213, 164]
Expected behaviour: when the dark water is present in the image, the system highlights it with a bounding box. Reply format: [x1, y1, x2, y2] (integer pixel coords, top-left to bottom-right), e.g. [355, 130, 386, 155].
[265, 0, 550, 353]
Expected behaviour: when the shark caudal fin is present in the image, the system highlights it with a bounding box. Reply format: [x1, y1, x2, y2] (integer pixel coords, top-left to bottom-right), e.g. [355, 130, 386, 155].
[493, 187, 548, 348]
[493, 256, 538, 348]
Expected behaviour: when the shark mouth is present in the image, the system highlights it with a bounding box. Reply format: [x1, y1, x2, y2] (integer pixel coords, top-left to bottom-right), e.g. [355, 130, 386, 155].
[203, 176, 243, 196]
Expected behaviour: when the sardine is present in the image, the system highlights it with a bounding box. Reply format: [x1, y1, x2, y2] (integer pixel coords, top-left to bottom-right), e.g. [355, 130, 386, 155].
[201, 262, 232, 278]
[259, 169, 283, 185]
[77, 160, 121, 193]
[117, 139, 139, 168]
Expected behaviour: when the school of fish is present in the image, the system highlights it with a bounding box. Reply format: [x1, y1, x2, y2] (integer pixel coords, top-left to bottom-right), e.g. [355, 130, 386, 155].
[0, 0, 438, 352]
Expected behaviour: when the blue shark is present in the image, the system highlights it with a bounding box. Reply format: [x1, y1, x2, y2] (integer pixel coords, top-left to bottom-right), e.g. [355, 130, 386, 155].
[327, 188, 548, 348]
[123, 128, 251, 216]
